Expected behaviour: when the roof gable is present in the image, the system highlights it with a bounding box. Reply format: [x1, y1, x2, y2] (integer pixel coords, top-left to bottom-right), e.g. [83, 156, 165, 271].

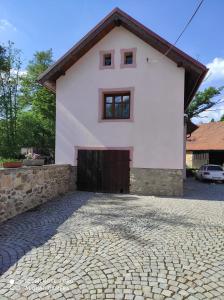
[38, 7, 208, 109]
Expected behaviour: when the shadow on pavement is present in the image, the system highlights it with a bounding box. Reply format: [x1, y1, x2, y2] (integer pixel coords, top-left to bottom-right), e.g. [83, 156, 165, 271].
[0, 192, 91, 275]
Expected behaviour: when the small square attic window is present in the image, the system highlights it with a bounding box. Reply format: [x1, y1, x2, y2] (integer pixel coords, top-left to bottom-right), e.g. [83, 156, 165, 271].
[124, 52, 133, 64]
[104, 53, 112, 66]
[99, 50, 115, 69]
[120, 48, 137, 68]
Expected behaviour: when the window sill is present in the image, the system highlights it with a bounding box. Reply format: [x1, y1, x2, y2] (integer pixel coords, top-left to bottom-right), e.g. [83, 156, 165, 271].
[99, 118, 134, 123]
[100, 65, 114, 70]
[120, 63, 137, 69]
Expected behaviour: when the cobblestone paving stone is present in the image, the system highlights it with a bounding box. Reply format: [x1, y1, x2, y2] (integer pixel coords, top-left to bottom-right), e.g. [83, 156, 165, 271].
[0, 179, 224, 299]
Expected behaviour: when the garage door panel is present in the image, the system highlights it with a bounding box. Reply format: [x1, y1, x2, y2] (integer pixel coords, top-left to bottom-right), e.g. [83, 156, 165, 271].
[77, 150, 101, 192]
[77, 150, 130, 193]
[102, 150, 129, 193]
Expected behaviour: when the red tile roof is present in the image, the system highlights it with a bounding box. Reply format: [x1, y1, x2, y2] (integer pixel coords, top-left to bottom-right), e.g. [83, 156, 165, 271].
[186, 122, 224, 151]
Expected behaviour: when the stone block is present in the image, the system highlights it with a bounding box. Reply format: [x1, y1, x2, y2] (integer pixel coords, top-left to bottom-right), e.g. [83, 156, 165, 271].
[1, 175, 12, 188]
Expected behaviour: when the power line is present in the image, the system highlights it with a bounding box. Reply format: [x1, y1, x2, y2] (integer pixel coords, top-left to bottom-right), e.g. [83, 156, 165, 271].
[165, 0, 204, 56]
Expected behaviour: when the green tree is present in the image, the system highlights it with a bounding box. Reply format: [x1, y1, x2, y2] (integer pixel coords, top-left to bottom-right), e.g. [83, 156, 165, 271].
[19, 50, 55, 154]
[17, 111, 53, 149]
[186, 86, 224, 119]
[220, 115, 224, 121]
[0, 41, 22, 157]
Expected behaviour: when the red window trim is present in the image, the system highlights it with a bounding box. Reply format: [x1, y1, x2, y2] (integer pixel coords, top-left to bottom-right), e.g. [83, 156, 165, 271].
[98, 87, 134, 122]
[99, 50, 115, 70]
[120, 48, 137, 68]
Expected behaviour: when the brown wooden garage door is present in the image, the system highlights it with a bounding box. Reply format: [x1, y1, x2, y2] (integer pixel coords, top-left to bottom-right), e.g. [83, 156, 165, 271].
[77, 150, 130, 193]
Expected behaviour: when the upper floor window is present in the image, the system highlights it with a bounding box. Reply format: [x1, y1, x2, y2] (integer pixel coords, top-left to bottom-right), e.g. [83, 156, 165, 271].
[124, 52, 133, 64]
[120, 48, 137, 68]
[104, 92, 130, 119]
[99, 50, 115, 69]
[98, 87, 134, 122]
[104, 53, 112, 66]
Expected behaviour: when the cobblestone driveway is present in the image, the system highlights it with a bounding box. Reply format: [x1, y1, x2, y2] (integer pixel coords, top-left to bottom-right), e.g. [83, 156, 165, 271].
[0, 179, 224, 300]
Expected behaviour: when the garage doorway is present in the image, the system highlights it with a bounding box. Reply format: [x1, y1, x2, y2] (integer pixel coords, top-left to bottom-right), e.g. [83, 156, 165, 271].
[209, 151, 224, 166]
[77, 150, 130, 193]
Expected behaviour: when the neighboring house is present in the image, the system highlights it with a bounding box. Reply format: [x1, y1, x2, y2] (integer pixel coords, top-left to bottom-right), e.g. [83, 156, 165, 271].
[186, 122, 224, 169]
[38, 8, 207, 196]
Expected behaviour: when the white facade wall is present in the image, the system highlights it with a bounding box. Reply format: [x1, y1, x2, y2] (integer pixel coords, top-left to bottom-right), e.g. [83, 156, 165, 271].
[56, 27, 185, 169]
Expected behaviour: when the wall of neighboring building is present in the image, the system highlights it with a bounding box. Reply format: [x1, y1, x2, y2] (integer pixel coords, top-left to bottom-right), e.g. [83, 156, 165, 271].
[186, 151, 209, 169]
[56, 27, 185, 170]
[186, 151, 193, 168]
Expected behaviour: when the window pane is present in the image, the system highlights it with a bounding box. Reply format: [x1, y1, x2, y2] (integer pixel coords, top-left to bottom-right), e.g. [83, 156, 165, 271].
[123, 95, 130, 118]
[105, 96, 113, 103]
[115, 96, 122, 103]
[125, 53, 133, 64]
[123, 105, 130, 118]
[123, 95, 130, 103]
[115, 103, 122, 118]
[104, 92, 130, 119]
[123, 104, 130, 118]
[105, 103, 113, 118]
[104, 54, 111, 66]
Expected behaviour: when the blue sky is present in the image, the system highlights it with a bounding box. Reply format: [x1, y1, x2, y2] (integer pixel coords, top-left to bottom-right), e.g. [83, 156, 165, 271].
[0, 0, 224, 122]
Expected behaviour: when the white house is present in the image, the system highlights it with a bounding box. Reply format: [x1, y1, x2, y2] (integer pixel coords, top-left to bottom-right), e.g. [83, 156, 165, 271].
[39, 8, 207, 196]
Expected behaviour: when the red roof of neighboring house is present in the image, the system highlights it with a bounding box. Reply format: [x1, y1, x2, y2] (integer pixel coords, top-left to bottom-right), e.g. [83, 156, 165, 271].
[38, 7, 208, 109]
[186, 122, 224, 151]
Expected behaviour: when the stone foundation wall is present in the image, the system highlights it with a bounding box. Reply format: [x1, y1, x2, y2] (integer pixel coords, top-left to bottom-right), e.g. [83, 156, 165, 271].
[130, 168, 183, 196]
[0, 164, 76, 223]
[70, 166, 77, 190]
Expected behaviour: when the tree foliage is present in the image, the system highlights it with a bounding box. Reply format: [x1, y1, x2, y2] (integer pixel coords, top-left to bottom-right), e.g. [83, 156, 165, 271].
[186, 86, 224, 119]
[0, 42, 55, 158]
[20, 50, 55, 153]
[0, 42, 22, 157]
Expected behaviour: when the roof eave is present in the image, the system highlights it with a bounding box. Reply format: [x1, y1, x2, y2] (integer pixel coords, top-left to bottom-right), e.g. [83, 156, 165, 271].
[184, 67, 209, 110]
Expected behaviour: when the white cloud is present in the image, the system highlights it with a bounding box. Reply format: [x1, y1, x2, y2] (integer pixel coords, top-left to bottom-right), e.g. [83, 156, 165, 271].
[0, 19, 16, 32]
[205, 57, 224, 83]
